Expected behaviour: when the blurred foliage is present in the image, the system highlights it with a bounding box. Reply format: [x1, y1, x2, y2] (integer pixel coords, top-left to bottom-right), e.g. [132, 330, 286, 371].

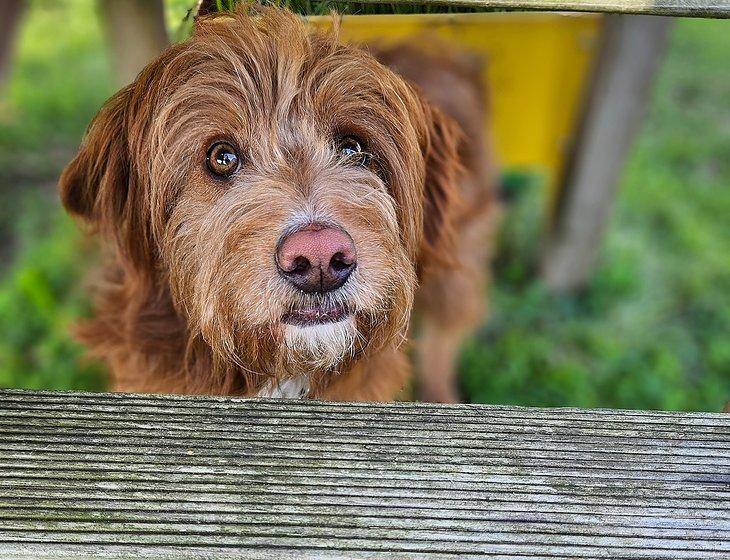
[0, 1, 727, 410]
[0, 0, 109, 391]
[461, 19, 730, 410]
[0, 193, 103, 391]
[0, 0, 112, 177]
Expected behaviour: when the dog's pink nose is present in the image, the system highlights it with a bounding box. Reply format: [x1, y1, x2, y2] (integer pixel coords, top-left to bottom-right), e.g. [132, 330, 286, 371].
[276, 224, 356, 294]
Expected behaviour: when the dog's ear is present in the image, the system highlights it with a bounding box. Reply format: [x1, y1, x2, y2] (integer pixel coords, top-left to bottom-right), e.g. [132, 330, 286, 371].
[59, 85, 155, 269]
[419, 100, 463, 263]
[59, 87, 131, 225]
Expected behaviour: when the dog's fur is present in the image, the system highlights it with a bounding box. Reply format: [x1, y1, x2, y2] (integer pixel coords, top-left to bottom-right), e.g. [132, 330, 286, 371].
[59, 6, 494, 401]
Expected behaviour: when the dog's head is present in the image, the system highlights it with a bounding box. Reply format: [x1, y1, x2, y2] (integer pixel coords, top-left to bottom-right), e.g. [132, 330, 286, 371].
[59, 6, 461, 391]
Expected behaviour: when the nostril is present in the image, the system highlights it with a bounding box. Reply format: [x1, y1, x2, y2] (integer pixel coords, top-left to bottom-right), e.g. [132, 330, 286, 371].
[290, 256, 311, 274]
[330, 252, 353, 272]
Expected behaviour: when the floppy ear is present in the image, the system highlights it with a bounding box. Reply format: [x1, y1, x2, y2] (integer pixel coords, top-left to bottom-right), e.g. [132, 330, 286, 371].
[419, 101, 464, 265]
[59, 87, 131, 225]
[59, 86, 155, 269]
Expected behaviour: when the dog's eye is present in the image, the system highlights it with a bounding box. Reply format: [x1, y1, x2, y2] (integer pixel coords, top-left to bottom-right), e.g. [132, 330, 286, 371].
[206, 142, 240, 178]
[336, 136, 371, 167]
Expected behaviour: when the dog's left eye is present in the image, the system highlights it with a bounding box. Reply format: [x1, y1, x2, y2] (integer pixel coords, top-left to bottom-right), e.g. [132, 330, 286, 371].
[336, 136, 371, 167]
[206, 142, 240, 178]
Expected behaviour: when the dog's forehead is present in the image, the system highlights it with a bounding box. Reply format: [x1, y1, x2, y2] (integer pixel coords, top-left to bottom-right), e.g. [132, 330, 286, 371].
[140, 9, 426, 188]
[183, 12, 402, 107]
[146, 19, 418, 149]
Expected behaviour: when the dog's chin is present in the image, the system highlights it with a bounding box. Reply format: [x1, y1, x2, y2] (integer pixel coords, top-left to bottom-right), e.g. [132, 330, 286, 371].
[281, 302, 358, 371]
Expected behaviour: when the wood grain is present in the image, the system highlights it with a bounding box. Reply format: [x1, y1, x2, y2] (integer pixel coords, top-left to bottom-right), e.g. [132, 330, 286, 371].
[0, 389, 728, 559]
[357, 0, 730, 18]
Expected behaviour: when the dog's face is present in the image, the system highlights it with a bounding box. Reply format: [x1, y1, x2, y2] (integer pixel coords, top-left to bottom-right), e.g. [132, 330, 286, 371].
[60, 7, 460, 391]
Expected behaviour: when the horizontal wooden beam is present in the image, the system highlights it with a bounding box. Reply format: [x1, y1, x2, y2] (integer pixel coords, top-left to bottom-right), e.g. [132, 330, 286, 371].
[0, 389, 728, 558]
[358, 0, 730, 18]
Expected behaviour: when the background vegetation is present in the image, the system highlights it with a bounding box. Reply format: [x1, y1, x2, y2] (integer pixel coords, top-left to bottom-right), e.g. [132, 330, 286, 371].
[0, 0, 727, 410]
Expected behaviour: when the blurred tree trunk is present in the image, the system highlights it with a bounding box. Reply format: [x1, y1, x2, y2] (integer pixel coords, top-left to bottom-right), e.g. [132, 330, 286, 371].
[97, 0, 169, 86]
[0, 0, 25, 90]
[541, 15, 671, 292]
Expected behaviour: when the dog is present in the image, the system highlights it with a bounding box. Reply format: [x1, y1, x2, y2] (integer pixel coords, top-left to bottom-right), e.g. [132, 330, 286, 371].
[59, 5, 494, 402]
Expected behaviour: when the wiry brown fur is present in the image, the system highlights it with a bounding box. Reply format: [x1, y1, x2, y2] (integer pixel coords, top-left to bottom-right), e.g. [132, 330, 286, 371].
[59, 6, 494, 401]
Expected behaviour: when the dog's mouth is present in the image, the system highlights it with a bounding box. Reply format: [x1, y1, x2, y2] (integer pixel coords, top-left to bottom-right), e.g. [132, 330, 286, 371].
[282, 301, 351, 327]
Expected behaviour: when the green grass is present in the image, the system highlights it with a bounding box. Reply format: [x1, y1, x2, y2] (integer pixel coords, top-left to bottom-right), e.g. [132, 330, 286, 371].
[0, 1, 727, 410]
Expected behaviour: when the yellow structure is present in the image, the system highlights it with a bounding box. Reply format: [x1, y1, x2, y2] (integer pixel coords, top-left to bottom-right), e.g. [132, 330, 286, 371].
[311, 13, 602, 189]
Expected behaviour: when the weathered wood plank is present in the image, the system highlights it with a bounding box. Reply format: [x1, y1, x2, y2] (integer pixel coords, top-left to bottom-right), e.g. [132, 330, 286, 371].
[357, 0, 730, 18]
[0, 390, 727, 558]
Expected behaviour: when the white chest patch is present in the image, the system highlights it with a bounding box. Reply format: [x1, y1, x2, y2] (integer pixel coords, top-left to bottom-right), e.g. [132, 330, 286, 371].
[255, 376, 310, 399]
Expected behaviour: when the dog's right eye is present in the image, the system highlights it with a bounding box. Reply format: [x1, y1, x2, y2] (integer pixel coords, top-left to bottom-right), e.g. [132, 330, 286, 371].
[206, 142, 240, 178]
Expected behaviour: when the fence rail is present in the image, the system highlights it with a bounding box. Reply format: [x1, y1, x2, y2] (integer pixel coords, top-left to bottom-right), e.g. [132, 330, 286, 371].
[0, 389, 728, 558]
[360, 0, 730, 18]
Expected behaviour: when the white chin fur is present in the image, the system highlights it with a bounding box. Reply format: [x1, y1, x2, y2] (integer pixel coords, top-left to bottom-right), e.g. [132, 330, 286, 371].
[283, 315, 357, 370]
[256, 376, 309, 399]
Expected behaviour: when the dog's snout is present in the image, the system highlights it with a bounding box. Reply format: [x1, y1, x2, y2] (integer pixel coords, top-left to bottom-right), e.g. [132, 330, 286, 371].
[276, 224, 356, 293]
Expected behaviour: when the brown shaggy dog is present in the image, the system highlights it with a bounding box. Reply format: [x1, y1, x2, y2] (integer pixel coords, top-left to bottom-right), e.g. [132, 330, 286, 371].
[59, 6, 494, 401]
